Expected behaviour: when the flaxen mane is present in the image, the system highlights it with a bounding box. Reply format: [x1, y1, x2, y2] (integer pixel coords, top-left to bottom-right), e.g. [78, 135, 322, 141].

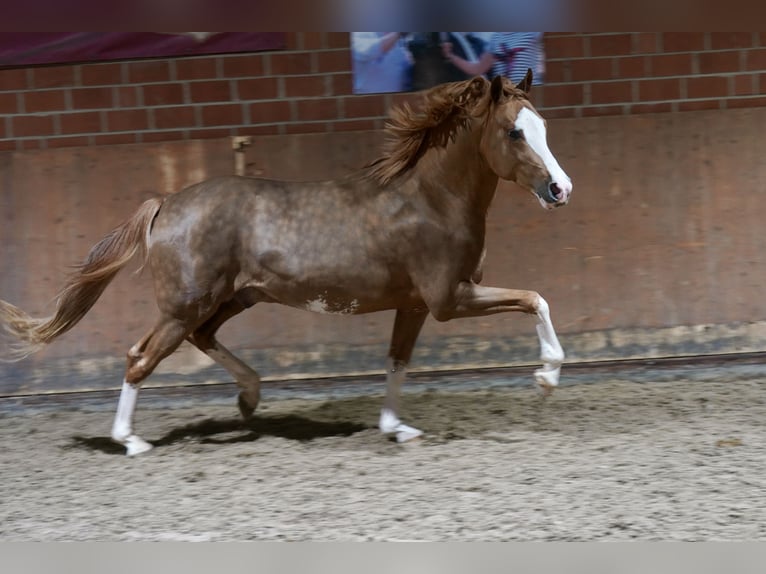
[366, 75, 523, 185]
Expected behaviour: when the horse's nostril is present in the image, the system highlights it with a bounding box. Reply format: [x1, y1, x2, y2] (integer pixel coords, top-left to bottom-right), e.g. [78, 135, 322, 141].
[549, 183, 562, 200]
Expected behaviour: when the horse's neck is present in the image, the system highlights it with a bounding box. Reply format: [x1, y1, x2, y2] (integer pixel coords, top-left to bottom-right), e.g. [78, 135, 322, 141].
[414, 126, 499, 217]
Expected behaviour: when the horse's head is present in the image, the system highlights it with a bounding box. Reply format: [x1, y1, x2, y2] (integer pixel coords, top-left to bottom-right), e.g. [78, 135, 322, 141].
[480, 71, 572, 209]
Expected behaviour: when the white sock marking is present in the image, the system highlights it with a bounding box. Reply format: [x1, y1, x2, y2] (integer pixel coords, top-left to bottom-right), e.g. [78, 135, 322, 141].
[534, 295, 565, 391]
[379, 359, 423, 442]
[112, 380, 153, 456]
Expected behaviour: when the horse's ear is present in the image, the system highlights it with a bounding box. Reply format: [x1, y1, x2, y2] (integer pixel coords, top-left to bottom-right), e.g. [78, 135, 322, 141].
[490, 75, 505, 103]
[515, 68, 533, 94]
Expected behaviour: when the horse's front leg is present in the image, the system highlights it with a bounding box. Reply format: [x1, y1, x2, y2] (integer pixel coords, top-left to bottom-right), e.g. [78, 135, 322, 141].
[380, 309, 429, 442]
[432, 282, 565, 394]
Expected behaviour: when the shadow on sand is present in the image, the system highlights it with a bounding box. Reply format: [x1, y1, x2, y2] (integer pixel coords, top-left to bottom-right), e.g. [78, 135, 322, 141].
[68, 413, 370, 455]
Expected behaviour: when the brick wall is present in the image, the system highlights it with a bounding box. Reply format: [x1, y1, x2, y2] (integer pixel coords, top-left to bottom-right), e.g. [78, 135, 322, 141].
[1, 32, 764, 151]
[541, 32, 766, 117]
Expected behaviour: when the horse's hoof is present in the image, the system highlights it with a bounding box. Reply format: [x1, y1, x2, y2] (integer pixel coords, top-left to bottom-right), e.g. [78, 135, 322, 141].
[379, 409, 423, 443]
[396, 425, 424, 443]
[124, 435, 154, 456]
[534, 366, 560, 396]
[238, 393, 256, 420]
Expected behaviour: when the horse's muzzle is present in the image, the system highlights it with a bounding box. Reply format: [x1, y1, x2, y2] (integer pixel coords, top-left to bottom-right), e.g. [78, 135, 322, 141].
[537, 179, 572, 209]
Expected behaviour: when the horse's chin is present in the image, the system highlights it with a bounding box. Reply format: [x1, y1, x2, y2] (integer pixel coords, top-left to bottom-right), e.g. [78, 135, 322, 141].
[535, 194, 566, 210]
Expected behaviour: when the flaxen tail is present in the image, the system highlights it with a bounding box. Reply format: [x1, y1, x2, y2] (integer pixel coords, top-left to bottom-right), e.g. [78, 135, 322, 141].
[0, 197, 163, 361]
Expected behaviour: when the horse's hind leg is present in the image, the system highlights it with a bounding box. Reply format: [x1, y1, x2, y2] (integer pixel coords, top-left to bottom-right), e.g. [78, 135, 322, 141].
[379, 309, 429, 443]
[112, 316, 192, 455]
[187, 293, 262, 420]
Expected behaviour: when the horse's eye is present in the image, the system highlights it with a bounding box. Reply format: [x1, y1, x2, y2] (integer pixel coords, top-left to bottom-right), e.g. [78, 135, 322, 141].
[508, 129, 523, 141]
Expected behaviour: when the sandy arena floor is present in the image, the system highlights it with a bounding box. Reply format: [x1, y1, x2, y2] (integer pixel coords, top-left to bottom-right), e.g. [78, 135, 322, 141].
[2, 368, 766, 541]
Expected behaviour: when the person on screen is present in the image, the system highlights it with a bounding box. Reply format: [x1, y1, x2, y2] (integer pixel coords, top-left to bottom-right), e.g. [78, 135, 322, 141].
[441, 32, 545, 85]
[351, 32, 414, 94]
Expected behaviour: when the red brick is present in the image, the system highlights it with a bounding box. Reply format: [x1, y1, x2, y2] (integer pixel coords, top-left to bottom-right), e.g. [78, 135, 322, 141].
[0, 139, 16, 151]
[93, 133, 138, 146]
[332, 119, 378, 132]
[24, 90, 66, 113]
[343, 95, 386, 118]
[46, 135, 91, 148]
[537, 107, 577, 119]
[698, 51, 741, 74]
[189, 127, 232, 140]
[744, 48, 766, 71]
[316, 50, 351, 73]
[326, 33, 350, 49]
[732, 74, 756, 96]
[726, 96, 766, 109]
[19, 139, 43, 150]
[0, 68, 28, 91]
[677, 99, 721, 112]
[250, 100, 291, 123]
[60, 111, 102, 134]
[332, 73, 353, 96]
[630, 102, 674, 114]
[538, 83, 584, 108]
[302, 32, 326, 50]
[175, 57, 218, 80]
[200, 103, 242, 126]
[590, 81, 632, 104]
[589, 34, 632, 57]
[127, 61, 170, 83]
[81, 63, 123, 86]
[569, 58, 612, 81]
[650, 54, 693, 77]
[296, 98, 338, 121]
[238, 77, 279, 100]
[142, 130, 187, 143]
[544, 60, 568, 83]
[284, 75, 327, 97]
[242, 124, 281, 136]
[31, 66, 76, 88]
[106, 109, 149, 131]
[686, 76, 728, 99]
[143, 83, 185, 106]
[582, 104, 625, 117]
[71, 87, 113, 109]
[271, 53, 313, 75]
[115, 86, 141, 108]
[544, 35, 584, 59]
[633, 33, 659, 54]
[13, 115, 54, 137]
[710, 32, 754, 50]
[189, 80, 231, 103]
[616, 56, 646, 78]
[284, 32, 302, 50]
[154, 106, 196, 129]
[284, 122, 328, 134]
[0, 92, 17, 113]
[222, 55, 265, 77]
[638, 78, 681, 101]
[389, 92, 420, 110]
[662, 33, 705, 52]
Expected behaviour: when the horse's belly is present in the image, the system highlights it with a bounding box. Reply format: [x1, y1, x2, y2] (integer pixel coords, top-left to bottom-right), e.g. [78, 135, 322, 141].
[241, 269, 420, 316]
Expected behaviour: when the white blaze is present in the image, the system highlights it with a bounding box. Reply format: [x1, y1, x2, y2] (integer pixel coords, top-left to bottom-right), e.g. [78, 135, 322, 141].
[515, 107, 572, 200]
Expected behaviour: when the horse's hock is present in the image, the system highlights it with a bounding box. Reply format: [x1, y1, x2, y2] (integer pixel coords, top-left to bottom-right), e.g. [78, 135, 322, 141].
[1, 107, 765, 395]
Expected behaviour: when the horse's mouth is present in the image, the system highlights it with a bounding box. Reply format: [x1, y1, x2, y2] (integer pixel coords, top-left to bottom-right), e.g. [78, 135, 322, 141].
[536, 181, 571, 209]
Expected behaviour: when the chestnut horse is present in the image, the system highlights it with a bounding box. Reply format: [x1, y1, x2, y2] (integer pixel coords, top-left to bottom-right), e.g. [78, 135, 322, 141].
[0, 71, 572, 455]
